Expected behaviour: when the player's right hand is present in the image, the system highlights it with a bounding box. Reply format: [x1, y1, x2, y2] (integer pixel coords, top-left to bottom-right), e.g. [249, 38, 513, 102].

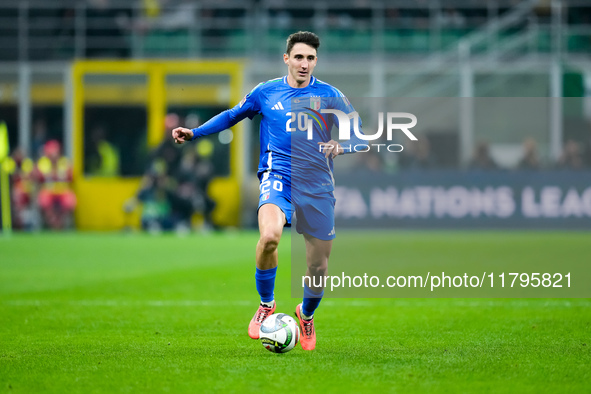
[172, 127, 193, 144]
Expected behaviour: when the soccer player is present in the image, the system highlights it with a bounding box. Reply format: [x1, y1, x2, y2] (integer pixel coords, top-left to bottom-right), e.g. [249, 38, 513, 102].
[172, 31, 364, 350]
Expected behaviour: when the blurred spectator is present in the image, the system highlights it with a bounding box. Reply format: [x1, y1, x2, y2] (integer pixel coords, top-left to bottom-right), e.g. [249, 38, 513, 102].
[9, 148, 39, 230]
[86, 125, 120, 176]
[517, 137, 542, 170]
[399, 137, 437, 170]
[555, 139, 585, 170]
[468, 141, 499, 170]
[174, 143, 216, 230]
[31, 118, 49, 160]
[136, 170, 175, 233]
[126, 113, 217, 233]
[150, 114, 184, 175]
[127, 122, 179, 232]
[36, 140, 76, 230]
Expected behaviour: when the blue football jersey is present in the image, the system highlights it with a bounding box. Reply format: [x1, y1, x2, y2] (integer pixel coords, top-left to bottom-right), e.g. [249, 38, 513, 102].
[192, 75, 363, 194]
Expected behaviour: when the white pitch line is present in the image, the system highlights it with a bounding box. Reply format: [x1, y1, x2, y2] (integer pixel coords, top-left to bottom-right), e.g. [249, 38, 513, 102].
[1, 300, 252, 307]
[1, 299, 589, 308]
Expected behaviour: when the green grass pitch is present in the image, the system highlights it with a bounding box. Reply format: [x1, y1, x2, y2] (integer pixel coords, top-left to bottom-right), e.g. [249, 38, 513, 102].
[1, 231, 589, 393]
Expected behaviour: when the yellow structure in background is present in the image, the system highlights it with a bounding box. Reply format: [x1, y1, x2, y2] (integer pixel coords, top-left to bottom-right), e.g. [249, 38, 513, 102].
[0, 121, 12, 234]
[72, 60, 244, 230]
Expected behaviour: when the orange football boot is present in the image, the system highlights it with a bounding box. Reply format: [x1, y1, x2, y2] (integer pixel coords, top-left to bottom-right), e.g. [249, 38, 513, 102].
[248, 303, 276, 339]
[295, 303, 316, 350]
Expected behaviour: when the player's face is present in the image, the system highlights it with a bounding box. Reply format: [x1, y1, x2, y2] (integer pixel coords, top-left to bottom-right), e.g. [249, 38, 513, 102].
[284, 43, 317, 87]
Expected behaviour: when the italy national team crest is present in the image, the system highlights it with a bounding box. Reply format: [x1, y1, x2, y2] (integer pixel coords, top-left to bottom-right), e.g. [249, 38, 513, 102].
[310, 97, 321, 111]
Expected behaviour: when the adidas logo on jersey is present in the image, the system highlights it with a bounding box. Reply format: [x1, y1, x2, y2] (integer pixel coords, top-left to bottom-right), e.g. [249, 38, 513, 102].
[328, 227, 335, 236]
[271, 102, 284, 110]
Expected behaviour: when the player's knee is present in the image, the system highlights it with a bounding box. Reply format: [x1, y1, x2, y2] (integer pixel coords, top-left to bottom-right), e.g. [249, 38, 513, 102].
[259, 232, 281, 254]
[307, 258, 328, 274]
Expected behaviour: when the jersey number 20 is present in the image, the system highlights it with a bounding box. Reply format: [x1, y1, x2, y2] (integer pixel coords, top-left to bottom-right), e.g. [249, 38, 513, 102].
[285, 112, 309, 132]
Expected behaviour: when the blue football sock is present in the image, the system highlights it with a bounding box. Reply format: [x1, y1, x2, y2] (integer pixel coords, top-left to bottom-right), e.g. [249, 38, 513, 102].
[302, 284, 324, 318]
[255, 266, 277, 303]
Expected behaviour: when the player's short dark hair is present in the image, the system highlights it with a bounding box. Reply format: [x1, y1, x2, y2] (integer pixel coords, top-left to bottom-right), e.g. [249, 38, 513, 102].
[286, 31, 320, 55]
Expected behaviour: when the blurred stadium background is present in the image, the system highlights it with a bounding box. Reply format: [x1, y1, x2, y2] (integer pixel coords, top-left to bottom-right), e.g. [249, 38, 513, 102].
[2, 2, 590, 392]
[0, 0, 590, 232]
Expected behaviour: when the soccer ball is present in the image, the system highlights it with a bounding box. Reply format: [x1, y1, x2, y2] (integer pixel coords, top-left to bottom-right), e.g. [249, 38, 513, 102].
[259, 313, 300, 353]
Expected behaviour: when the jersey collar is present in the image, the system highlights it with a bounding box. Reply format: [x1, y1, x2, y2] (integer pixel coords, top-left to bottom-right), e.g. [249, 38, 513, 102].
[283, 75, 316, 87]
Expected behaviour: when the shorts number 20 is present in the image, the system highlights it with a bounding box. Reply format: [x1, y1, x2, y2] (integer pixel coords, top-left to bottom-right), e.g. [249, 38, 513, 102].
[260, 179, 283, 194]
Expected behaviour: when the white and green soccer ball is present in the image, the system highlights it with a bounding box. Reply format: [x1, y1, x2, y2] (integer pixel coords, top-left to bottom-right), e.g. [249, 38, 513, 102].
[259, 313, 300, 353]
